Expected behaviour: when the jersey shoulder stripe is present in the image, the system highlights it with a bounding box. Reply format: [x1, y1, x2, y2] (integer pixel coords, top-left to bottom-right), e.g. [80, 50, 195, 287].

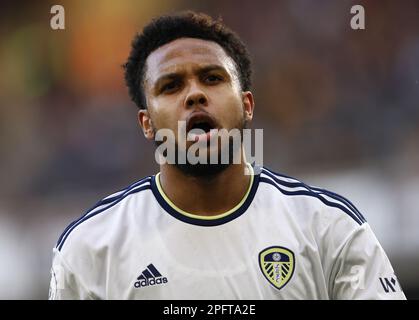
[55, 176, 151, 248]
[56, 177, 152, 251]
[261, 167, 365, 222]
[260, 167, 366, 225]
[91, 176, 152, 208]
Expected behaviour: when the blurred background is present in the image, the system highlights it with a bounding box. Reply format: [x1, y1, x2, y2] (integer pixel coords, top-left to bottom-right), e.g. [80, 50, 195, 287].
[0, 0, 418, 299]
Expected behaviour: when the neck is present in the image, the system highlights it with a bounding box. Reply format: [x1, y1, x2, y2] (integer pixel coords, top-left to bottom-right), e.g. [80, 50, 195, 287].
[158, 154, 251, 216]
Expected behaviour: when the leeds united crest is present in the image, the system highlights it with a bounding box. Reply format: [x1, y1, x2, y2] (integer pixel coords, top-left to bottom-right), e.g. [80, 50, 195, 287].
[259, 246, 295, 291]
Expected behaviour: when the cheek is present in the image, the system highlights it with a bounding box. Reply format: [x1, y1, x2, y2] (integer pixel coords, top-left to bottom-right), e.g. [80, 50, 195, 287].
[214, 91, 244, 127]
[149, 98, 182, 131]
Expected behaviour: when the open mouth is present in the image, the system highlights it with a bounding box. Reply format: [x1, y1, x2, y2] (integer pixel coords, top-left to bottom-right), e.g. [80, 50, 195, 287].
[186, 112, 218, 141]
[190, 121, 213, 133]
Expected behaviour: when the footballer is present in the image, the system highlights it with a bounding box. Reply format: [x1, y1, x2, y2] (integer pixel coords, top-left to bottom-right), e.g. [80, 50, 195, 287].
[49, 11, 406, 300]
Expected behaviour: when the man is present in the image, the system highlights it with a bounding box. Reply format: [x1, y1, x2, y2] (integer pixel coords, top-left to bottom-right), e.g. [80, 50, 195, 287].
[49, 11, 406, 299]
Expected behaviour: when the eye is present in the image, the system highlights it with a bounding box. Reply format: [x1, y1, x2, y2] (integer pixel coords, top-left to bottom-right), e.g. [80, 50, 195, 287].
[161, 81, 179, 93]
[204, 74, 223, 83]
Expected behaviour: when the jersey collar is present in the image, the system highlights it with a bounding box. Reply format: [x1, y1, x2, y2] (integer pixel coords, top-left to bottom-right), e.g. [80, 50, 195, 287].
[150, 164, 260, 226]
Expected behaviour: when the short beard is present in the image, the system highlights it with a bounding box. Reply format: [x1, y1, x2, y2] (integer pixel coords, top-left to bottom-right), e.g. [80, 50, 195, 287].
[154, 117, 248, 179]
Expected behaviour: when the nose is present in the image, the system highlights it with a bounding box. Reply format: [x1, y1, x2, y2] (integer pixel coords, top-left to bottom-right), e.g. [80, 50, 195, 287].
[184, 81, 208, 108]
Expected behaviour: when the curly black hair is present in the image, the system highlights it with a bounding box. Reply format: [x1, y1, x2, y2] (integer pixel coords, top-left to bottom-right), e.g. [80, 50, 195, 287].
[123, 11, 252, 109]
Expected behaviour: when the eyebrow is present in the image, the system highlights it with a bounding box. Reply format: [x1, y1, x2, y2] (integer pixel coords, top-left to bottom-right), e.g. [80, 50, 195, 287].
[152, 64, 230, 92]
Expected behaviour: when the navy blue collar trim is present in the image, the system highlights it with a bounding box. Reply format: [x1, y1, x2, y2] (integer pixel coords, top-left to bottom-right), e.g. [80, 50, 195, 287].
[150, 171, 260, 227]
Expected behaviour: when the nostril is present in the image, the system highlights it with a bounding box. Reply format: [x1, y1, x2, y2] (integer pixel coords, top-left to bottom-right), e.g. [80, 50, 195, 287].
[186, 94, 207, 107]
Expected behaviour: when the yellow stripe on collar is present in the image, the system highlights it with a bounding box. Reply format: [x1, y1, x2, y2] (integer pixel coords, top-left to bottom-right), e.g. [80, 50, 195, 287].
[155, 164, 254, 220]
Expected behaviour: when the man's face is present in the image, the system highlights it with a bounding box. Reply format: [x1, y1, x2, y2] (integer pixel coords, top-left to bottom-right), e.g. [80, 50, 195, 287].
[140, 37, 254, 176]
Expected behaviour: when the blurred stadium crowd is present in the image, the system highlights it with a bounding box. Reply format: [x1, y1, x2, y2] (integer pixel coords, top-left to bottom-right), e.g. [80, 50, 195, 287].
[0, 0, 418, 298]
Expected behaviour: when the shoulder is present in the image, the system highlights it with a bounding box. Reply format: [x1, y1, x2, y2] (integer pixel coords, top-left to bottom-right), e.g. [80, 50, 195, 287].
[55, 176, 153, 253]
[258, 166, 367, 226]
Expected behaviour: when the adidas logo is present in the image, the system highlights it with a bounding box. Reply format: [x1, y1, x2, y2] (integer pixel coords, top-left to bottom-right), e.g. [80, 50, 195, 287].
[134, 264, 168, 288]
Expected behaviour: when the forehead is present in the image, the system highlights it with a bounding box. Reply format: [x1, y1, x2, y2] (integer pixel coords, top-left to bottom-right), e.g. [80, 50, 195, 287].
[145, 38, 237, 83]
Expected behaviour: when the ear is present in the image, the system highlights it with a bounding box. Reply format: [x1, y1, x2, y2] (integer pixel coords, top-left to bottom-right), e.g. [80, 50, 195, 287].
[242, 91, 255, 122]
[138, 109, 155, 140]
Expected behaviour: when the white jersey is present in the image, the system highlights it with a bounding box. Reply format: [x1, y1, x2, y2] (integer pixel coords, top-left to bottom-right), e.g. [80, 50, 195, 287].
[49, 166, 406, 300]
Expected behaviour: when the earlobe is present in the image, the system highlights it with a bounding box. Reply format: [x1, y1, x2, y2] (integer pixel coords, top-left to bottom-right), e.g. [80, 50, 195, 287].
[242, 91, 255, 121]
[138, 109, 155, 140]
[148, 127, 155, 140]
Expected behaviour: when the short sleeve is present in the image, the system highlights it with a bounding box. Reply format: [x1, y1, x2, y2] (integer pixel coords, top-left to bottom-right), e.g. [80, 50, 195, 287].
[331, 223, 406, 300]
[48, 248, 94, 300]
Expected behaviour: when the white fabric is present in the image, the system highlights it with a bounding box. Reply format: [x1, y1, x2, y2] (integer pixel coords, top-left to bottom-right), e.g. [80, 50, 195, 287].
[49, 167, 406, 300]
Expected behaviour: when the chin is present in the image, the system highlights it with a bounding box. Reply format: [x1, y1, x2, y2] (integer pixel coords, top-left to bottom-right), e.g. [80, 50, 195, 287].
[175, 162, 231, 178]
[175, 142, 241, 178]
